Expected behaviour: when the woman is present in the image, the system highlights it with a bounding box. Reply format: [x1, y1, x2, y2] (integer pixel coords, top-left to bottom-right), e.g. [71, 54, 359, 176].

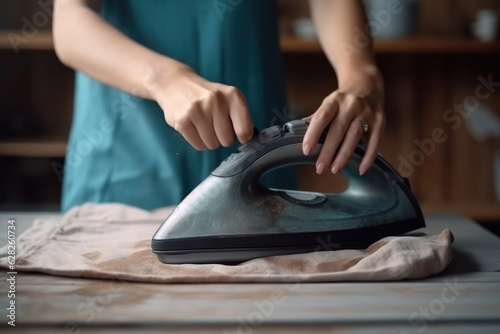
[53, 0, 385, 211]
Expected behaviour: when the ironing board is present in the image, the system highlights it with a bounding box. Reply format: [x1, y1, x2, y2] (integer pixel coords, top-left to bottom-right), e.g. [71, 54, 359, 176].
[1, 212, 499, 333]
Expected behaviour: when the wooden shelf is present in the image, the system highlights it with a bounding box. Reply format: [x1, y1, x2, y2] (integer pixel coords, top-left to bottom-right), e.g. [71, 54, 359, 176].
[374, 37, 500, 53]
[421, 202, 500, 222]
[0, 138, 66, 157]
[281, 35, 500, 54]
[0, 30, 53, 50]
[3, 31, 500, 54]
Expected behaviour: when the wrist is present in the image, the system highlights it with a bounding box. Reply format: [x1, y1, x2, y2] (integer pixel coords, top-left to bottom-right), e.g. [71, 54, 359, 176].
[142, 57, 194, 101]
[337, 64, 383, 94]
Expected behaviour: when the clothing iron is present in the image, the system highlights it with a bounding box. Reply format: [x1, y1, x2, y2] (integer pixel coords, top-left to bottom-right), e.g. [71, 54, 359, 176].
[152, 120, 425, 264]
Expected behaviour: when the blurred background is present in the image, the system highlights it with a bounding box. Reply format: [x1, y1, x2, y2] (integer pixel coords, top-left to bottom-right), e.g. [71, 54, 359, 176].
[0, 0, 499, 234]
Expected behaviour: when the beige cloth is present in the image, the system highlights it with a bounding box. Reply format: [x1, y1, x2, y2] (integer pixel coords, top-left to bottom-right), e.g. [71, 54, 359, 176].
[0, 203, 453, 283]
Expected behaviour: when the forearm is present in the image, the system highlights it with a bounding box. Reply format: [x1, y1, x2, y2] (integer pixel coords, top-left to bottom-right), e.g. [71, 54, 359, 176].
[52, 0, 188, 100]
[309, 0, 378, 86]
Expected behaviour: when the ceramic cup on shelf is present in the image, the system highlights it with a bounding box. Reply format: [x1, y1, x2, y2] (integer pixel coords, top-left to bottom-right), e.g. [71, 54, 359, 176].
[363, 0, 418, 39]
[471, 9, 498, 42]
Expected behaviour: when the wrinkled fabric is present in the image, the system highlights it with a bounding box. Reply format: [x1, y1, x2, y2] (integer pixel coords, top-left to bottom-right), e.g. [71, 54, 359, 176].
[0, 203, 454, 283]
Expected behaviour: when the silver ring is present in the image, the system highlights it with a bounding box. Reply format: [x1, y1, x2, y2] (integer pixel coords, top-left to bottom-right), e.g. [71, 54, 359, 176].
[356, 119, 369, 133]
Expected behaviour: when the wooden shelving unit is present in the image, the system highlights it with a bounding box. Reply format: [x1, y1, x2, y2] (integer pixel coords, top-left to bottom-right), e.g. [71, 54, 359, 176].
[0, 28, 71, 209]
[0, 30, 69, 159]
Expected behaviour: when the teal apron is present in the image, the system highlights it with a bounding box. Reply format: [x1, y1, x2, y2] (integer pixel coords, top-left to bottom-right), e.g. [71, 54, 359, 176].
[62, 0, 294, 211]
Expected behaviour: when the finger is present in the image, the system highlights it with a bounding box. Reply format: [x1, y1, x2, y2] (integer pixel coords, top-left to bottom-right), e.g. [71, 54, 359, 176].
[330, 118, 364, 174]
[176, 121, 206, 151]
[227, 87, 254, 144]
[302, 98, 339, 158]
[319, 95, 367, 174]
[193, 114, 221, 150]
[359, 113, 385, 175]
[213, 103, 236, 147]
[315, 113, 349, 174]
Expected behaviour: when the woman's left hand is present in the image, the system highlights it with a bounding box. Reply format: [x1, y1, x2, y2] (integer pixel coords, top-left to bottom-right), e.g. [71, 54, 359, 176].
[302, 66, 385, 176]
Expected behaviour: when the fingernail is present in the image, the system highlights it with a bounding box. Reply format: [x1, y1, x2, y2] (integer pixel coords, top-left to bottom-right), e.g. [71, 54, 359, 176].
[331, 164, 338, 174]
[359, 165, 367, 176]
[303, 144, 311, 156]
[316, 162, 324, 174]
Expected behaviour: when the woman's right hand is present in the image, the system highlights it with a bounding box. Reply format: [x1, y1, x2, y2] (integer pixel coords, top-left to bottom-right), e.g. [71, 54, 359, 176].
[150, 64, 254, 150]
